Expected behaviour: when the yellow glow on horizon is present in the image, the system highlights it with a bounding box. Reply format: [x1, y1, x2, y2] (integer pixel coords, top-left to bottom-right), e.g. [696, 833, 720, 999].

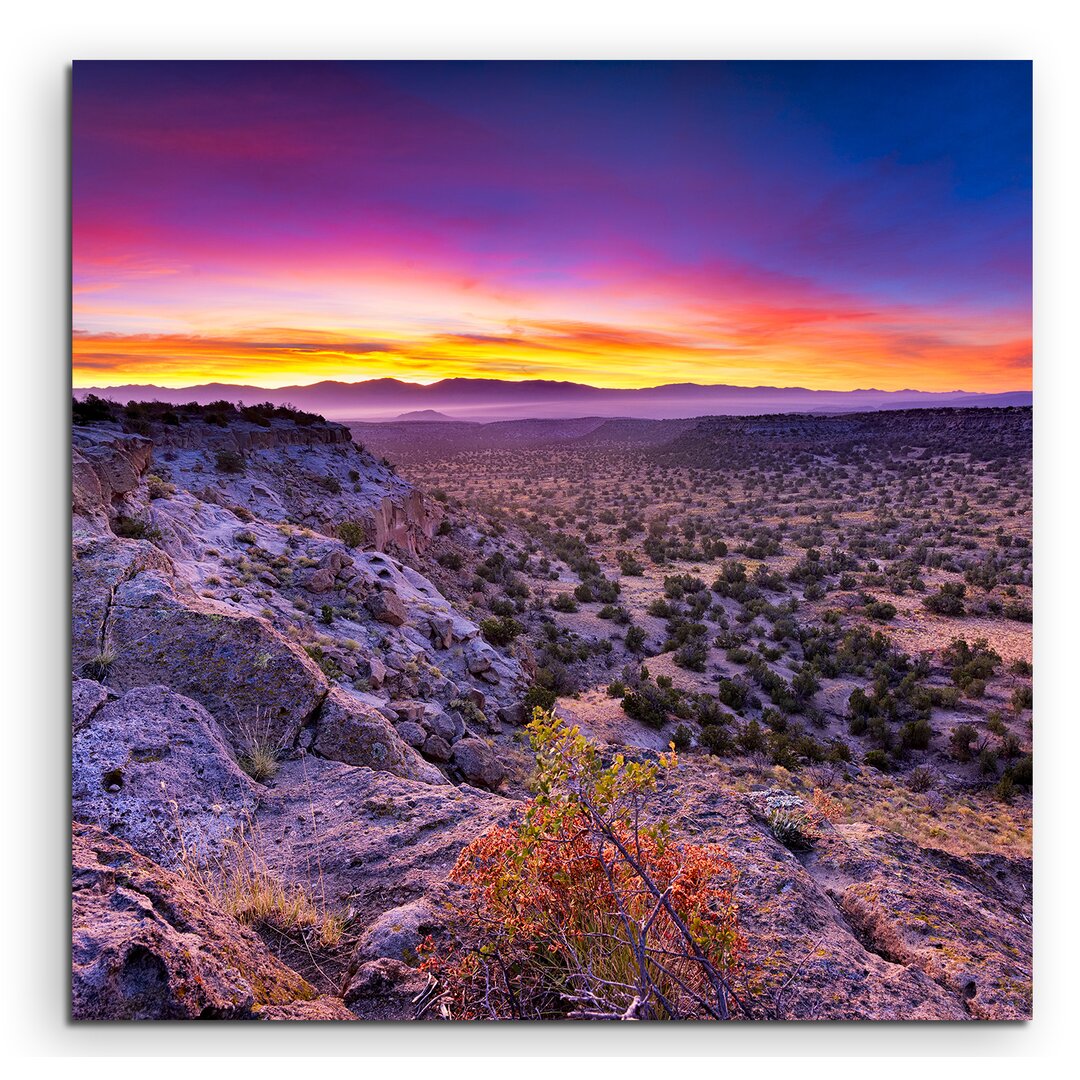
[71, 321, 1032, 394]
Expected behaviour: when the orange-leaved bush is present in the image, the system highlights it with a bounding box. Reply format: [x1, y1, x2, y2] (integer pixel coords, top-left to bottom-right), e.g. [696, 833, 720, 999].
[420, 708, 746, 1020]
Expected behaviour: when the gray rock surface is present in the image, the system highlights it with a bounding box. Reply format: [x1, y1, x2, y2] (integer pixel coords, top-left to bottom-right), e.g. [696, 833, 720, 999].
[353, 898, 441, 966]
[452, 737, 506, 791]
[72, 685, 258, 866]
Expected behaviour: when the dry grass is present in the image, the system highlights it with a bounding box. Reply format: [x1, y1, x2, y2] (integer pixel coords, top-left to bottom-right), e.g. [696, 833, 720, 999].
[237, 742, 280, 783]
[235, 713, 282, 783]
[168, 802, 347, 950]
[84, 648, 116, 681]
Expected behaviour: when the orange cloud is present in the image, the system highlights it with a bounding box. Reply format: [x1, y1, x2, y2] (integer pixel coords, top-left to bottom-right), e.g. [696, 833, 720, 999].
[72, 313, 1031, 393]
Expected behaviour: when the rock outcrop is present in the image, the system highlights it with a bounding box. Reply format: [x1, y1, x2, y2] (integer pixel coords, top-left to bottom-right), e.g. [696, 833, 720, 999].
[72, 822, 329, 1020]
[311, 687, 446, 785]
[73, 685, 259, 866]
[70, 413, 532, 1021]
[660, 762, 1030, 1020]
[254, 756, 511, 926]
[72, 428, 154, 530]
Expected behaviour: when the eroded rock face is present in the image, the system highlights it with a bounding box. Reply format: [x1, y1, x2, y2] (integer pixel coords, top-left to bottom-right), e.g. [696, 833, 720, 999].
[72, 685, 258, 866]
[99, 567, 329, 751]
[72, 429, 154, 528]
[659, 763, 1029, 1020]
[254, 756, 512, 927]
[72, 822, 321, 1020]
[824, 824, 1033, 1020]
[72, 537, 173, 675]
[370, 490, 441, 558]
[311, 687, 446, 785]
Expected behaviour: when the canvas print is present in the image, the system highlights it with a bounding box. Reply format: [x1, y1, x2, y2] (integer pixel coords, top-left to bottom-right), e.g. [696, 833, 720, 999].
[71, 61, 1032, 1021]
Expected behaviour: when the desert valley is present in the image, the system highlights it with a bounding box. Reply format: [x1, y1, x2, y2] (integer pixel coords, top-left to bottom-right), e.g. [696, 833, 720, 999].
[71, 395, 1032, 1021]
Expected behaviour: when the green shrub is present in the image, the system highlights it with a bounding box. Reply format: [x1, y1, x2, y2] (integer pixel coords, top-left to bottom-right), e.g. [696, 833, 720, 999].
[864, 599, 897, 621]
[112, 516, 160, 542]
[699, 725, 733, 756]
[674, 640, 707, 672]
[898, 718, 933, 751]
[214, 449, 245, 474]
[950, 723, 977, 761]
[907, 765, 935, 793]
[924, 582, 966, 616]
[72, 394, 114, 424]
[1011, 685, 1033, 713]
[622, 689, 668, 730]
[736, 719, 765, 754]
[523, 684, 557, 714]
[672, 723, 694, 751]
[1002, 601, 1032, 623]
[337, 520, 366, 548]
[479, 616, 523, 647]
[863, 749, 891, 772]
[146, 474, 176, 500]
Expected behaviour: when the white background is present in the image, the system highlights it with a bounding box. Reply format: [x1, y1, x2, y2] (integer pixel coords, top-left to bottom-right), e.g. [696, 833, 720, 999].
[1, 0, 1076, 1070]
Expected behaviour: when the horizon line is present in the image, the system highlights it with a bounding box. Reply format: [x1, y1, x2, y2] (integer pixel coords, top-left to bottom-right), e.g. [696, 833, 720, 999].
[70, 375, 1033, 396]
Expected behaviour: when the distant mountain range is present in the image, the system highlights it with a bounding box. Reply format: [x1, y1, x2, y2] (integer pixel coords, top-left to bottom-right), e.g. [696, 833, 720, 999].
[73, 377, 1032, 422]
[394, 409, 459, 423]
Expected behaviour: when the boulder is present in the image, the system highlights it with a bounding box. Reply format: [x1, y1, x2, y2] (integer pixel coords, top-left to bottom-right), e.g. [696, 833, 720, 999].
[466, 649, 493, 676]
[427, 708, 465, 745]
[390, 700, 428, 724]
[497, 702, 527, 727]
[72, 822, 317, 1020]
[343, 958, 433, 1021]
[451, 738, 505, 791]
[366, 587, 408, 627]
[365, 655, 387, 688]
[353, 898, 441, 966]
[311, 688, 446, 785]
[396, 722, 428, 749]
[72, 684, 258, 866]
[320, 550, 354, 573]
[422, 735, 453, 763]
[429, 616, 454, 649]
[304, 567, 338, 594]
